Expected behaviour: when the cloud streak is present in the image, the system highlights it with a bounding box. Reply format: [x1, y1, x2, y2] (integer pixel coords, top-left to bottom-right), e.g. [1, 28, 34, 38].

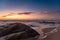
[0, 12, 60, 20]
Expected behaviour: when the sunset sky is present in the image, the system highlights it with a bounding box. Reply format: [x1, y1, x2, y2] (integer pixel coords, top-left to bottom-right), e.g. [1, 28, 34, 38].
[0, 0, 60, 20]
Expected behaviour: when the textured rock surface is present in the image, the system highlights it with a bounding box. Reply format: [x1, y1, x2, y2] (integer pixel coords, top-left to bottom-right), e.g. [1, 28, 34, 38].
[0, 23, 40, 40]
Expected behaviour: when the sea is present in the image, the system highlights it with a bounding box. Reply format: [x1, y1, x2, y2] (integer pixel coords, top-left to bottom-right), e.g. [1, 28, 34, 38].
[0, 20, 60, 40]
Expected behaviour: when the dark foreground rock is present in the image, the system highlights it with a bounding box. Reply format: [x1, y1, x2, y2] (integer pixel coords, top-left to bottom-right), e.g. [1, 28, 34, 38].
[5, 29, 39, 40]
[0, 23, 40, 40]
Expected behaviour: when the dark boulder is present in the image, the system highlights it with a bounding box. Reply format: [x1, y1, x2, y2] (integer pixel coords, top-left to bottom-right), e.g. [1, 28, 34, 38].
[5, 29, 39, 40]
[0, 23, 40, 40]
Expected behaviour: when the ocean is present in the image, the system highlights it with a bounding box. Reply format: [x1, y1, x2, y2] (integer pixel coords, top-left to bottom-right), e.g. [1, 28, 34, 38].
[0, 20, 60, 40]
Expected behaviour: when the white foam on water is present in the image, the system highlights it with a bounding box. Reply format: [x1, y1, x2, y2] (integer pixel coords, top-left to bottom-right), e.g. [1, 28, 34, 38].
[0, 21, 60, 40]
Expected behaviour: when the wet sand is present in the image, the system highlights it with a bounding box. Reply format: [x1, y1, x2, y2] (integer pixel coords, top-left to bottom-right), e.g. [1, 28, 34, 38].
[42, 27, 60, 40]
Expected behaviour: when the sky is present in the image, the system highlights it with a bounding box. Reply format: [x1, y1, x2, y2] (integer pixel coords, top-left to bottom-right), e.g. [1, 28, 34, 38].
[0, 0, 60, 20]
[0, 0, 60, 13]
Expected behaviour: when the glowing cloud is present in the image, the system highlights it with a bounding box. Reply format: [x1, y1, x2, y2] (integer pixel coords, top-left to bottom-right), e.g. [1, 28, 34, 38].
[0, 12, 60, 20]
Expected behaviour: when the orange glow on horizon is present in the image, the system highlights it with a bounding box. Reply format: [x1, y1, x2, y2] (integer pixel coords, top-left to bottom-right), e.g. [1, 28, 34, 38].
[0, 14, 40, 20]
[0, 13, 59, 20]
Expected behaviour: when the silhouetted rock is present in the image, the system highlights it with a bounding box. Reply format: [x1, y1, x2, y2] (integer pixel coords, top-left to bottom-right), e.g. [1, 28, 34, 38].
[6, 29, 39, 40]
[0, 23, 40, 40]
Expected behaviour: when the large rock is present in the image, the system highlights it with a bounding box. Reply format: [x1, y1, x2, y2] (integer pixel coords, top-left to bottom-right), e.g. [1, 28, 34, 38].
[0, 23, 40, 40]
[5, 29, 39, 40]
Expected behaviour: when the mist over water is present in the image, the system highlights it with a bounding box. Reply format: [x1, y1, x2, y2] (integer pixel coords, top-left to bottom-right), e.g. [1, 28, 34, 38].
[0, 20, 60, 28]
[0, 20, 60, 40]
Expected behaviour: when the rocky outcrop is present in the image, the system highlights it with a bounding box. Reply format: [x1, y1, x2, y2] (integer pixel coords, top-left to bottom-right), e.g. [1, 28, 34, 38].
[0, 23, 40, 40]
[5, 29, 39, 40]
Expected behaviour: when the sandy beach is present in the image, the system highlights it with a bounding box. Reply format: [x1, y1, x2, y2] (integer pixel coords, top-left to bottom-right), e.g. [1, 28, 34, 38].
[42, 27, 60, 40]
